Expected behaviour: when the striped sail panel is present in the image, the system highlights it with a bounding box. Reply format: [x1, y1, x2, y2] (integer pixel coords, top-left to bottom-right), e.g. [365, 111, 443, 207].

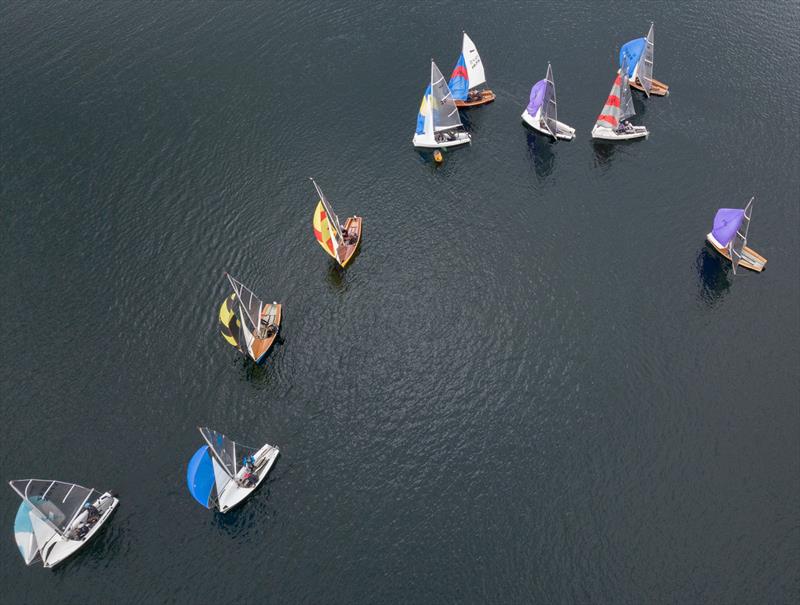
[218, 293, 243, 351]
[595, 74, 623, 128]
[448, 54, 469, 101]
[313, 201, 338, 259]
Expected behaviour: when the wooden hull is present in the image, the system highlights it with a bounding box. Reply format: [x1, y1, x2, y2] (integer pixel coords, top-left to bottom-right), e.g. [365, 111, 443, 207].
[706, 235, 767, 272]
[250, 303, 282, 362]
[337, 216, 362, 268]
[454, 89, 496, 107]
[630, 77, 669, 96]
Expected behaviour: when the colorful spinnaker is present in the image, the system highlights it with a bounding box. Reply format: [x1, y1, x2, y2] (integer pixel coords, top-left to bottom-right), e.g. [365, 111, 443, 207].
[218, 274, 281, 363]
[448, 32, 488, 101]
[412, 60, 471, 148]
[591, 66, 648, 140]
[310, 178, 362, 267]
[620, 23, 668, 96]
[706, 197, 767, 273]
[187, 427, 279, 513]
[521, 63, 574, 140]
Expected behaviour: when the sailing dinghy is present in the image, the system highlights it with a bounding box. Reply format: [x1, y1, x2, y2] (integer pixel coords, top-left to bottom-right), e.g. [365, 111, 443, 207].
[706, 197, 767, 274]
[620, 23, 669, 96]
[591, 66, 648, 141]
[219, 273, 281, 363]
[448, 32, 495, 107]
[413, 60, 471, 149]
[187, 427, 279, 513]
[9, 479, 118, 568]
[311, 178, 362, 268]
[521, 63, 575, 140]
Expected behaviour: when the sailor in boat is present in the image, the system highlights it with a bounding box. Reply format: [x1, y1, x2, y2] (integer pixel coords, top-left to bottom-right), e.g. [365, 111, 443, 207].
[259, 317, 277, 338]
[67, 502, 101, 540]
[240, 456, 258, 487]
[616, 120, 634, 134]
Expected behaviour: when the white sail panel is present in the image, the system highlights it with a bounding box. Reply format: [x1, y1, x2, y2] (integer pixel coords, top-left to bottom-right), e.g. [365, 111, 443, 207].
[542, 63, 558, 138]
[462, 33, 486, 89]
[10, 480, 93, 535]
[199, 428, 238, 478]
[29, 513, 57, 549]
[211, 456, 231, 496]
[640, 23, 655, 96]
[619, 70, 636, 122]
[430, 61, 463, 131]
[226, 274, 264, 331]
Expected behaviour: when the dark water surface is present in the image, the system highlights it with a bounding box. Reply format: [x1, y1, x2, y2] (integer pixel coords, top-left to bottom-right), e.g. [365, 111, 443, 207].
[1, 1, 798, 603]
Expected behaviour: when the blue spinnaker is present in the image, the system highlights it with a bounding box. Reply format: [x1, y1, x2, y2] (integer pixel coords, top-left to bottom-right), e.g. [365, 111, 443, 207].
[620, 37, 646, 77]
[187, 445, 215, 509]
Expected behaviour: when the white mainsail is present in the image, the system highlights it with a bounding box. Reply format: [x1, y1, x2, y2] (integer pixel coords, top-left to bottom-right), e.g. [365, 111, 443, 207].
[619, 67, 636, 122]
[9, 479, 94, 536]
[639, 23, 655, 97]
[430, 61, 463, 132]
[462, 32, 486, 89]
[541, 63, 559, 138]
[226, 274, 263, 334]
[728, 197, 754, 274]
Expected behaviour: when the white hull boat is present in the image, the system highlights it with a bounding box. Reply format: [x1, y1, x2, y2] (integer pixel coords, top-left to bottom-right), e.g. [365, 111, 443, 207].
[413, 60, 471, 149]
[522, 63, 575, 141]
[591, 67, 648, 141]
[187, 427, 280, 513]
[522, 109, 575, 140]
[10, 479, 119, 569]
[217, 443, 280, 512]
[412, 129, 471, 149]
[591, 124, 648, 140]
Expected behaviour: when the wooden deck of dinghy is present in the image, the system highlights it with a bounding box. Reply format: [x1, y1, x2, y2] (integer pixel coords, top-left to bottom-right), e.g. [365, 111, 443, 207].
[250, 303, 282, 361]
[454, 89, 496, 107]
[337, 216, 362, 267]
[630, 77, 669, 96]
[708, 238, 767, 273]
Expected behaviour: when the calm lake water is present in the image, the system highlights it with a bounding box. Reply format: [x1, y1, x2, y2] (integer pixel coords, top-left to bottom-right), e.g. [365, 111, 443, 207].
[1, 1, 798, 603]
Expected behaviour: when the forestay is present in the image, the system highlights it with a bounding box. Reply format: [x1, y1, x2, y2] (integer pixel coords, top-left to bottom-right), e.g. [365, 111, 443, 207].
[9, 479, 95, 536]
[430, 61, 462, 132]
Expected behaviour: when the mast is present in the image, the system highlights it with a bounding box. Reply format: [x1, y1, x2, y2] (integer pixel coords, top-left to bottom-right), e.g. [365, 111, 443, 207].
[542, 63, 558, 138]
[640, 22, 655, 97]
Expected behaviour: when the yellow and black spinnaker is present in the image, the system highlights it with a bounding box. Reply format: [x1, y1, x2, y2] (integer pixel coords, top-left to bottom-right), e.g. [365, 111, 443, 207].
[219, 292, 244, 353]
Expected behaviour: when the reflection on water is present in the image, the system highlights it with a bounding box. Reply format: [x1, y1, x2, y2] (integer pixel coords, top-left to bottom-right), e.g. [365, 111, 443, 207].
[592, 140, 617, 168]
[524, 131, 555, 179]
[696, 245, 732, 307]
[326, 261, 348, 291]
[234, 346, 282, 385]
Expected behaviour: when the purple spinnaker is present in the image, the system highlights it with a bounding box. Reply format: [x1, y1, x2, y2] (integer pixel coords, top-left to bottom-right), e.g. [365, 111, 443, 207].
[711, 208, 745, 246]
[527, 80, 547, 115]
